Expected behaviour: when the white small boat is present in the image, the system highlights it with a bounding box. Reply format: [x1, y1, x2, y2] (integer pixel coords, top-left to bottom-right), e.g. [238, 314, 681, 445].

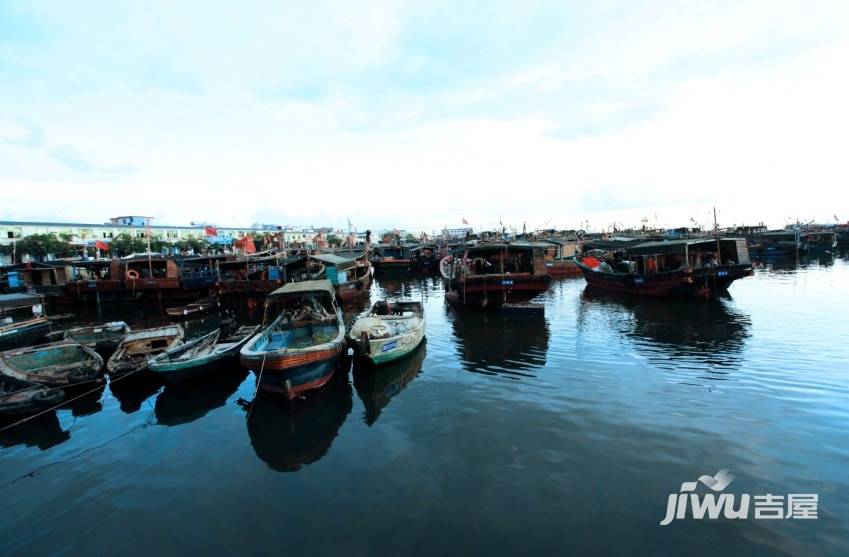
[349, 300, 426, 366]
[107, 325, 184, 375]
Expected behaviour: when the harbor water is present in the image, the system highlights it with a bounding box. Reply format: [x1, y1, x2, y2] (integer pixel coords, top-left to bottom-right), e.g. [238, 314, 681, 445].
[1, 254, 848, 556]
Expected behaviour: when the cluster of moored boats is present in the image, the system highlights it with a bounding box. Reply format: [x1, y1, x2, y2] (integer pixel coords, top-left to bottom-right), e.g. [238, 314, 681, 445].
[1, 223, 845, 417]
[0, 279, 426, 416]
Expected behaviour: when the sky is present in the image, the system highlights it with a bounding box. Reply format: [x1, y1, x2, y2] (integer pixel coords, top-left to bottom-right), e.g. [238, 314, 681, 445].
[1, 1, 848, 233]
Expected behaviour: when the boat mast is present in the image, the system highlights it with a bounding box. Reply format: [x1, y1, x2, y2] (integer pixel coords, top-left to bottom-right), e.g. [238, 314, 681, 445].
[713, 206, 721, 261]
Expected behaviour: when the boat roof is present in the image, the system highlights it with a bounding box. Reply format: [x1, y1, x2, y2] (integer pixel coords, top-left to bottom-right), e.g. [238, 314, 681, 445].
[268, 279, 336, 298]
[0, 293, 43, 309]
[311, 253, 355, 267]
[620, 238, 739, 256]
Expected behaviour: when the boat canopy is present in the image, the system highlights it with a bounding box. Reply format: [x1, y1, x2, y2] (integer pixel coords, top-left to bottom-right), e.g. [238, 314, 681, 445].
[311, 253, 356, 268]
[0, 293, 44, 310]
[582, 238, 644, 251]
[618, 238, 740, 257]
[267, 279, 336, 299]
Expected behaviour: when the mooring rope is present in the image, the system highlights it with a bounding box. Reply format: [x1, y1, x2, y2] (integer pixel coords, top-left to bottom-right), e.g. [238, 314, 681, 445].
[245, 352, 268, 422]
[0, 368, 144, 433]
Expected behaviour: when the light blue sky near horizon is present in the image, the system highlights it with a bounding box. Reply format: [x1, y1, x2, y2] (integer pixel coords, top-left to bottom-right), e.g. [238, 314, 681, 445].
[1, 1, 848, 232]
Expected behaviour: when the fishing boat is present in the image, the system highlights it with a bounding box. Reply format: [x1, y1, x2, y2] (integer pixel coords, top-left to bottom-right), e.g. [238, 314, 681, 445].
[800, 231, 838, 252]
[107, 325, 184, 376]
[370, 244, 413, 273]
[540, 239, 581, 277]
[240, 280, 346, 399]
[149, 324, 259, 383]
[0, 341, 103, 387]
[0, 293, 51, 351]
[749, 231, 803, 257]
[440, 241, 552, 308]
[0, 375, 65, 416]
[64, 321, 131, 352]
[311, 253, 372, 304]
[409, 245, 439, 274]
[349, 300, 426, 365]
[165, 296, 221, 318]
[575, 237, 752, 299]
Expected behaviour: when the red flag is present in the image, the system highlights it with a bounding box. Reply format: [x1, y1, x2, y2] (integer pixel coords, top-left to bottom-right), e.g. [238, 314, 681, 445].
[95, 240, 109, 251]
[204, 226, 218, 236]
[462, 218, 469, 225]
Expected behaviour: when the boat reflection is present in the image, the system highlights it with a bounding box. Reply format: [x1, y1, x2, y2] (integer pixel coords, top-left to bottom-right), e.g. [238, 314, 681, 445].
[65, 384, 106, 417]
[450, 308, 549, 378]
[246, 372, 352, 472]
[353, 342, 426, 426]
[0, 411, 70, 451]
[155, 368, 248, 426]
[108, 373, 164, 414]
[579, 287, 751, 373]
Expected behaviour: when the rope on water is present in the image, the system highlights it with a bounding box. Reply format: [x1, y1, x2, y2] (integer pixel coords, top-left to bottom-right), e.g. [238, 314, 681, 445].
[245, 352, 268, 422]
[0, 368, 143, 433]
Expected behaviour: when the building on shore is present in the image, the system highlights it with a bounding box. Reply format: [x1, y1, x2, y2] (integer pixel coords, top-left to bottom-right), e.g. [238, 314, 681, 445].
[0, 216, 340, 250]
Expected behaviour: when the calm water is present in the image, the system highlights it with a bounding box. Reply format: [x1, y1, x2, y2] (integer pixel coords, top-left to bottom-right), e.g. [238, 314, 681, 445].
[2, 254, 849, 556]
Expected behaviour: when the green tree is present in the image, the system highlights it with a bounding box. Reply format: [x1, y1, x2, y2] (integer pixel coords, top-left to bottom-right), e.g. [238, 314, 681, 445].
[326, 234, 343, 247]
[13, 233, 77, 261]
[176, 236, 209, 254]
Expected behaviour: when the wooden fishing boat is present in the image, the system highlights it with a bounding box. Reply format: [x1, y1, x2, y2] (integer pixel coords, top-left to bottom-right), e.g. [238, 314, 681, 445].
[64, 321, 131, 352]
[409, 245, 439, 274]
[749, 231, 803, 257]
[800, 231, 838, 252]
[311, 253, 372, 304]
[440, 241, 552, 308]
[149, 324, 259, 383]
[0, 341, 103, 387]
[240, 280, 346, 399]
[349, 300, 426, 366]
[575, 237, 753, 299]
[0, 293, 51, 351]
[165, 296, 221, 318]
[540, 239, 581, 277]
[107, 325, 184, 376]
[0, 375, 65, 416]
[370, 244, 413, 273]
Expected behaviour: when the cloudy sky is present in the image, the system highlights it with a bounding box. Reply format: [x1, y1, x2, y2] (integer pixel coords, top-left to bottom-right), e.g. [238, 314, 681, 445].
[1, 1, 847, 233]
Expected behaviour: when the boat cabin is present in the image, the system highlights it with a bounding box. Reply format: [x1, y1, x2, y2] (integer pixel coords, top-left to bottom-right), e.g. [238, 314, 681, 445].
[178, 254, 230, 289]
[585, 237, 750, 274]
[123, 256, 180, 289]
[2, 262, 69, 296]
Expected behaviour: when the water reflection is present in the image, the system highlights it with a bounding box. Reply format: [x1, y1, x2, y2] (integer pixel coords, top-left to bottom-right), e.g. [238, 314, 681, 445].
[579, 287, 751, 375]
[108, 373, 164, 414]
[450, 308, 549, 378]
[0, 412, 70, 451]
[155, 368, 248, 426]
[353, 342, 426, 426]
[66, 384, 106, 418]
[246, 373, 352, 472]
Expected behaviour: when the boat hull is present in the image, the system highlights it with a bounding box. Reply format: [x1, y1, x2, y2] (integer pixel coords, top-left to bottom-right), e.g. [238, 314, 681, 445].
[0, 320, 51, 351]
[373, 259, 411, 273]
[545, 259, 581, 278]
[243, 349, 342, 399]
[335, 266, 372, 304]
[151, 351, 235, 384]
[576, 261, 752, 299]
[444, 275, 551, 308]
